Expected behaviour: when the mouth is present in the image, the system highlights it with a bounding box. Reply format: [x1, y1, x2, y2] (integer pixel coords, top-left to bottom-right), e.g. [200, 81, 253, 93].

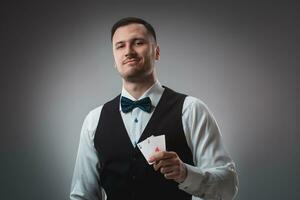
[123, 58, 140, 65]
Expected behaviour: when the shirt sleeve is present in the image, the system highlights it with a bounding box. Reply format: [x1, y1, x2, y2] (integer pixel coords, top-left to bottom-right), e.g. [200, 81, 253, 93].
[179, 97, 238, 200]
[70, 107, 106, 200]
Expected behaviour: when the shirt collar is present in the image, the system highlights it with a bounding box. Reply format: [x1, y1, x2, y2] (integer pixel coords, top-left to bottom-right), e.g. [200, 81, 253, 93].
[119, 80, 165, 111]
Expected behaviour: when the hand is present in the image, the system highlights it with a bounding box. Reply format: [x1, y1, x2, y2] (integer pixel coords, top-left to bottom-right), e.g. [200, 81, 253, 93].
[148, 151, 187, 183]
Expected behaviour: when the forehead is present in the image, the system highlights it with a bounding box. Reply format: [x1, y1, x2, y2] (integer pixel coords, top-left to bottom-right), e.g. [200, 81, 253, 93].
[112, 23, 150, 43]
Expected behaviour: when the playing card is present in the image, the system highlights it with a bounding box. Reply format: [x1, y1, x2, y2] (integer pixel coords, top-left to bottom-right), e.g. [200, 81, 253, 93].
[137, 134, 166, 164]
[137, 137, 153, 164]
[151, 135, 166, 153]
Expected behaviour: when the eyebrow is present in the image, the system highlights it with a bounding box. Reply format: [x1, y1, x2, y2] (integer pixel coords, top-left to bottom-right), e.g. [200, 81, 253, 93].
[114, 37, 147, 46]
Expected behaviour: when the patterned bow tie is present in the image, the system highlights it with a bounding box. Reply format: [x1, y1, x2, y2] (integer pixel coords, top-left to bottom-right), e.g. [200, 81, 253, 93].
[121, 96, 152, 113]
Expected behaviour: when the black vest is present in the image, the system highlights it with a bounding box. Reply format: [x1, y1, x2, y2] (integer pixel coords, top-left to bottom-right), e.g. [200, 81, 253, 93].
[94, 87, 194, 200]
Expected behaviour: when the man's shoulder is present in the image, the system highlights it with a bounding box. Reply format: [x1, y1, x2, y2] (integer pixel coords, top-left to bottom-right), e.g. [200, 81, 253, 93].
[83, 105, 103, 132]
[88, 105, 103, 118]
[183, 95, 211, 116]
[82, 94, 121, 131]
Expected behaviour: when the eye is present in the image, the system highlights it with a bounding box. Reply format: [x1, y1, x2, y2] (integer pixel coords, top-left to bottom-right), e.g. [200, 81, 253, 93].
[135, 40, 144, 46]
[116, 44, 124, 49]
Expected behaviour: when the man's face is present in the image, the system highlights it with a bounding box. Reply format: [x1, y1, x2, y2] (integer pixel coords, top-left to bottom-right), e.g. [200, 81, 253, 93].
[112, 23, 160, 82]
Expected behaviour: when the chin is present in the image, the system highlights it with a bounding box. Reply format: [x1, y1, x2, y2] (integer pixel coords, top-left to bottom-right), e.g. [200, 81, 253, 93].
[123, 72, 147, 82]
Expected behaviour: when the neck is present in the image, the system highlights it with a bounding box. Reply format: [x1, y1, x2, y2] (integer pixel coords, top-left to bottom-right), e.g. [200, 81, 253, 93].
[123, 75, 156, 100]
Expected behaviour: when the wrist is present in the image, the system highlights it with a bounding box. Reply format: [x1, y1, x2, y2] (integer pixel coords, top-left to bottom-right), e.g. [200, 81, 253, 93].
[178, 163, 187, 183]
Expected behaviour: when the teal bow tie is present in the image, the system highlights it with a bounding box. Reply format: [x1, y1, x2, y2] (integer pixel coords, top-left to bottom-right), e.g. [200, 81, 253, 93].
[121, 96, 152, 113]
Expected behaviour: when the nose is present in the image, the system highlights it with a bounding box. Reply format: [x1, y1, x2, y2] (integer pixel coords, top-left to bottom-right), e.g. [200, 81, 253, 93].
[125, 44, 137, 58]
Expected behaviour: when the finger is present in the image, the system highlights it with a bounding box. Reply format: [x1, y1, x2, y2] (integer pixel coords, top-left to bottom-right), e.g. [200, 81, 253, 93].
[164, 170, 180, 180]
[160, 166, 177, 174]
[149, 151, 173, 163]
[148, 151, 177, 163]
[153, 158, 177, 171]
[153, 160, 166, 171]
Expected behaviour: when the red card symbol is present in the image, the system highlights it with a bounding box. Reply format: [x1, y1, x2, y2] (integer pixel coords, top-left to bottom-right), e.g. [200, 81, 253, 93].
[155, 147, 160, 152]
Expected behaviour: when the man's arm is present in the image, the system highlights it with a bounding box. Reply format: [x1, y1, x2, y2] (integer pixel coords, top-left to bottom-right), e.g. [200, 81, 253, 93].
[70, 107, 105, 200]
[149, 97, 238, 199]
[179, 96, 238, 199]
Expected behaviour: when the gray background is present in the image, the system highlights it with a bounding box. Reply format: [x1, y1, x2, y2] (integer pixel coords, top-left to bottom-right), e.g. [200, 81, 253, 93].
[1, 1, 299, 200]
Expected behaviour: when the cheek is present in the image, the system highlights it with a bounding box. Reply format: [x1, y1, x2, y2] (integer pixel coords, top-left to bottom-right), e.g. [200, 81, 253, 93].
[113, 53, 122, 64]
[140, 49, 152, 59]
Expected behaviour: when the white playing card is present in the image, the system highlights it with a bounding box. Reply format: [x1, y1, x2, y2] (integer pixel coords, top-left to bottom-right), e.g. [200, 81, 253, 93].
[151, 135, 166, 153]
[137, 137, 153, 164]
[137, 134, 166, 164]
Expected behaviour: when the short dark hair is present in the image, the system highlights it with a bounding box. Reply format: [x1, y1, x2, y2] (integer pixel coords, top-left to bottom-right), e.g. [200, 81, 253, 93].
[111, 17, 157, 43]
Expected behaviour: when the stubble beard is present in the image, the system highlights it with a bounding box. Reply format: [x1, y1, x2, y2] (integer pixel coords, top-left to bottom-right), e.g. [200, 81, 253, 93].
[121, 65, 154, 83]
[123, 69, 150, 83]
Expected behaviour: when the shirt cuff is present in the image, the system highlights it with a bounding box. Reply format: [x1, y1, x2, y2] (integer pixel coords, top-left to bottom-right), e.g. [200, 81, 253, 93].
[178, 163, 207, 196]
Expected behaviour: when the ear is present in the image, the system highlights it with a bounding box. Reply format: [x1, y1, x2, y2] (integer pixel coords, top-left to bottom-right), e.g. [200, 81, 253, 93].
[155, 45, 160, 60]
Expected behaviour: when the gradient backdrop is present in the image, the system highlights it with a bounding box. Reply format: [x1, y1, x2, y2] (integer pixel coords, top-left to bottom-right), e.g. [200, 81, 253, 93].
[1, 1, 299, 200]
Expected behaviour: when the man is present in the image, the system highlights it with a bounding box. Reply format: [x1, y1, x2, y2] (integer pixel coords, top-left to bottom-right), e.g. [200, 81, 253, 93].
[70, 17, 238, 200]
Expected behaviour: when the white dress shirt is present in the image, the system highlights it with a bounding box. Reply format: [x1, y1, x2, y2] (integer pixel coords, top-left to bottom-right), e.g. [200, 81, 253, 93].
[70, 80, 238, 200]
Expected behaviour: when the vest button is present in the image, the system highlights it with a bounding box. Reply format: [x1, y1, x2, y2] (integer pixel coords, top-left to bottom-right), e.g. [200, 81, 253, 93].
[132, 175, 136, 180]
